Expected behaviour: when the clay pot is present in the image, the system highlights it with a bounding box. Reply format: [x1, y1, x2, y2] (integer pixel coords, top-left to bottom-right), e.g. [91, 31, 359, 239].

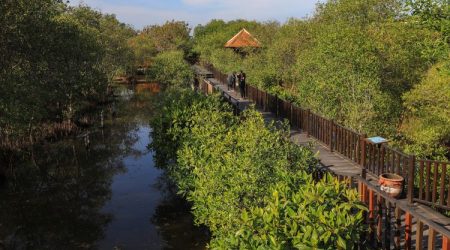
[379, 173, 404, 198]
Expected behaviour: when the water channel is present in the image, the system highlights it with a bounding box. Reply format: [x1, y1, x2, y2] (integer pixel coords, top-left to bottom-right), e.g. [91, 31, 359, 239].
[0, 84, 208, 249]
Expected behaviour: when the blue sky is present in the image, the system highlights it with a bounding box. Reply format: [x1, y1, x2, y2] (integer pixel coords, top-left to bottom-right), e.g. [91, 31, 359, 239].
[71, 0, 320, 30]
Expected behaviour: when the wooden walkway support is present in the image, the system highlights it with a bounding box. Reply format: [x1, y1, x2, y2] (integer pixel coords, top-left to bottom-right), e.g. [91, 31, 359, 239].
[194, 64, 450, 249]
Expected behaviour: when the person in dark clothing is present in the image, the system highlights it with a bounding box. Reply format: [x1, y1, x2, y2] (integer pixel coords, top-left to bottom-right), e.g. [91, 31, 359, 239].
[227, 72, 236, 91]
[239, 70, 246, 98]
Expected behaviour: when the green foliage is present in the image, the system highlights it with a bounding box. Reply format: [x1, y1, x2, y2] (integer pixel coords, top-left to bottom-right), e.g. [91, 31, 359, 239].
[193, 19, 279, 81]
[150, 89, 232, 170]
[211, 175, 366, 250]
[406, 0, 450, 42]
[0, 1, 135, 148]
[401, 60, 450, 159]
[192, 0, 449, 158]
[62, 5, 136, 83]
[146, 50, 194, 89]
[150, 89, 366, 249]
[129, 20, 192, 66]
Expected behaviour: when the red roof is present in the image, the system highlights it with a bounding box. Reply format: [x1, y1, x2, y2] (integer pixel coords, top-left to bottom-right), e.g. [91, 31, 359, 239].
[224, 28, 261, 48]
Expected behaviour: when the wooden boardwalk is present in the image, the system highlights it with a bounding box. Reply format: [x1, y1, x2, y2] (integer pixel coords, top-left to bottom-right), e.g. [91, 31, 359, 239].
[194, 65, 450, 249]
[207, 75, 365, 177]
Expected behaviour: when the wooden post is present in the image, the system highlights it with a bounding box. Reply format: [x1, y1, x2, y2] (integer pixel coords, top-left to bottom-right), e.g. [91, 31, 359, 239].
[432, 161, 438, 204]
[405, 212, 412, 250]
[289, 102, 293, 125]
[380, 146, 385, 176]
[359, 181, 366, 202]
[377, 194, 383, 247]
[416, 220, 423, 250]
[329, 119, 334, 152]
[369, 189, 375, 241]
[306, 109, 310, 137]
[360, 134, 367, 168]
[265, 91, 268, 112]
[394, 207, 401, 250]
[443, 236, 450, 250]
[440, 163, 446, 207]
[407, 155, 416, 204]
[276, 97, 280, 117]
[384, 201, 391, 248]
[428, 228, 436, 250]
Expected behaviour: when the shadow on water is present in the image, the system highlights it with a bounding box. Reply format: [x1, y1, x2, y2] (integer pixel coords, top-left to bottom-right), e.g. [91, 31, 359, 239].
[0, 83, 208, 250]
[150, 174, 209, 250]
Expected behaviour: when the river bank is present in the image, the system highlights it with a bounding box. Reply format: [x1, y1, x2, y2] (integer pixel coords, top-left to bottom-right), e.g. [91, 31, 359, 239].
[0, 84, 208, 249]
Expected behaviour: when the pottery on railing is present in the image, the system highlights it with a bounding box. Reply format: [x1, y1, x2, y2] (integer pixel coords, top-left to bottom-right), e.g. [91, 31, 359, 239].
[379, 173, 404, 198]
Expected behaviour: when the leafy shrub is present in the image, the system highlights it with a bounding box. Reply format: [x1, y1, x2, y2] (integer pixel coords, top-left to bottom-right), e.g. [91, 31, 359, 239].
[150, 89, 232, 170]
[147, 50, 194, 89]
[150, 89, 367, 249]
[192, 0, 449, 158]
[211, 174, 366, 249]
[400, 60, 450, 160]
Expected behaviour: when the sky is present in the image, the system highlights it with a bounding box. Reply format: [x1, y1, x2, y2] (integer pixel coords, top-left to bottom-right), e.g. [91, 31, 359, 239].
[70, 0, 320, 30]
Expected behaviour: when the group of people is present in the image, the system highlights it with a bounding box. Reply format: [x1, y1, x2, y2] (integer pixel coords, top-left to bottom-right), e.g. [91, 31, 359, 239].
[227, 70, 246, 98]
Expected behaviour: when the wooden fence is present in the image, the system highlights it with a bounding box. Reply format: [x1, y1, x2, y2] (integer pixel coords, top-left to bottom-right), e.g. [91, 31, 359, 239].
[198, 63, 450, 249]
[416, 160, 450, 211]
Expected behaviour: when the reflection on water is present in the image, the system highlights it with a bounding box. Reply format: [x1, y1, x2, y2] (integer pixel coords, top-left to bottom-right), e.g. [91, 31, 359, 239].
[135, 83, 160, 95]
[0, 84, 208, 249]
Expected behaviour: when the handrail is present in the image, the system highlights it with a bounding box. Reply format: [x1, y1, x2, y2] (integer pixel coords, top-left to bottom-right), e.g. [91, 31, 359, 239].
[357, 175, 450, 249]
[198, 63, 450, 212]
[195, 64, 450, 249]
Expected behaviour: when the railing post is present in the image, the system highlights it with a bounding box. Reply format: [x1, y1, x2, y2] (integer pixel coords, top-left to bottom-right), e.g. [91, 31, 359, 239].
[360, 168, 367, 205]
[276, 97, 280, 117]
[265, 92, 268, 112]
[289, 102, 293, 124]
[306, 109, 310, 137]
[407, 155, 416, 205]
[329, 119, 334, 152]
[443, 236, 450, 250]
[368, 189, 375, 241]
[360, 134, 367, 168]
[405, 212, 412, 250]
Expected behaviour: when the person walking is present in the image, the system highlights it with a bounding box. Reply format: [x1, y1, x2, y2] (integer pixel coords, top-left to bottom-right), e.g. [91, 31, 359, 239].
[236, 71, 241, 92]
[227, 72, 236, 91]
[239, 70, 246, 98]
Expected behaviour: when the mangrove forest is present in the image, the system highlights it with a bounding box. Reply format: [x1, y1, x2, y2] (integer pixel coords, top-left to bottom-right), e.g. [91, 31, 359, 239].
[0, 0, 449, 249]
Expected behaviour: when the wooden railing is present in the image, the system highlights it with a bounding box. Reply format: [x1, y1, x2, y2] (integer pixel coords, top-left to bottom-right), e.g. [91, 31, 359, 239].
[358, 175, 450, 250]
[196, 64, 450, 249]
[199, 64, 450, 210]
[326, 173, 450, 249]
[416, 160, 450, 211]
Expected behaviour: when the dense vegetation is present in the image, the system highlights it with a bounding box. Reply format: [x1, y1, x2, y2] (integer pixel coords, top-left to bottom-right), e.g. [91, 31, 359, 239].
[129, 21, 195, 88]
[3, 0, 447, 160]
[128, 21, 193, 66]
[146, 50, 194, 90]
[150, 89, 366, 249]
[192, 0, 450, 160]
[1, 0, 448, 248]
[0, 0, 135, 149]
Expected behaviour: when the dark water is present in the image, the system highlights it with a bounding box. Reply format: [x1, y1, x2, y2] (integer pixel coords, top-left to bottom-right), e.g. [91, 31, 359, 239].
[0, 84, 208, 250]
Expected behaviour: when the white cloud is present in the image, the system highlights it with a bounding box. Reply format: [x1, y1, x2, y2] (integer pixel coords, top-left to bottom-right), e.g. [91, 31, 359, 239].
[182, 0, 215, 5]
[70, 0, 319, 29]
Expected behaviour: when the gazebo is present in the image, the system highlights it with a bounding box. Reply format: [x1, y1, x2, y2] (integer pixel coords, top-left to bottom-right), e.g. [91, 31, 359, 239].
[224, 28, 261, 53]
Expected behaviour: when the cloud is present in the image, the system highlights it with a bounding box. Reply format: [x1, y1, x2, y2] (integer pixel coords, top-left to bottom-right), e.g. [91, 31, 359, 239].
[69, 0, 319, 29]
[182, 0, 215, 5]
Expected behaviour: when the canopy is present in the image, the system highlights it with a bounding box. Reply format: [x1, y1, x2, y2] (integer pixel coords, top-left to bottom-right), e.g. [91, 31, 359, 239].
[224, 28, 261, 48]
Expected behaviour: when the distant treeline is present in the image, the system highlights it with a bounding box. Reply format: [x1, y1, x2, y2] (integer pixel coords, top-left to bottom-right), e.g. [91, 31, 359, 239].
[191, 0, 450, 160]
[0, 0, 198, 151]
[1, 0, 448, 160]
[0, 1, 135, 149]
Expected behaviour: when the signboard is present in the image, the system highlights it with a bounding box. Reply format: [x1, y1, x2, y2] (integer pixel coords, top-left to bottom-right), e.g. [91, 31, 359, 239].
[366, 136, 388, 145]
